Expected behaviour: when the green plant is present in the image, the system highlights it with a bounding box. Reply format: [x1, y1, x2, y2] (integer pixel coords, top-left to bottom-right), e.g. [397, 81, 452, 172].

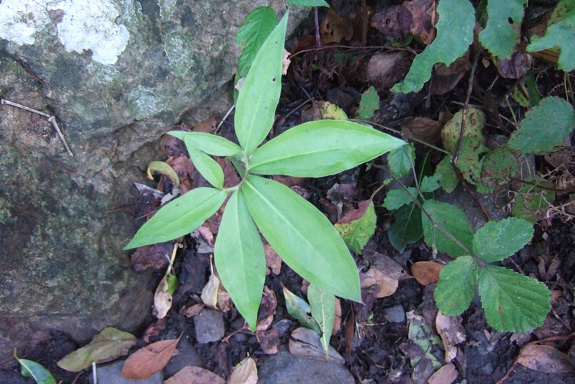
[125, 12, 405, 331]
[14, 350, 56, 384]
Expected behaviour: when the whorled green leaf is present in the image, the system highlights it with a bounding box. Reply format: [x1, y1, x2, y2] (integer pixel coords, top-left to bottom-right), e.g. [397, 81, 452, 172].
[237, 6, 279, 78]
[184, 138, 224, 189]
[288, 0, 329, 7]
[235, 13, 288, 154]
[382, 187, 418, 211]
[147, 161, 180, 187]
[478, 0, 527, 59]
[358, 86, 380, 119]
[388, 203, 422, 252]
[242, 175, 361, 301]
[421, 200, 474, 258]
[168, 131, 243, 157]
[527, 0, 575, 72]
[307, 283, 336, 359]
[392, 0, 475, 93]
[283, 286, 321, 334]
[214, 190, 266, 331]
[508, 96, 575, 154]
[124, 188, 228, 249]
[478, 265, 551, 333]
[473, 217, 534, 263]
[387, 143, 414, 178]
[57, 328, 137, 372]
[434, 256, 478, 316]
[249, 120, 405, 177]
[335, 200, 377, 254]
[16, 355, 56, 384]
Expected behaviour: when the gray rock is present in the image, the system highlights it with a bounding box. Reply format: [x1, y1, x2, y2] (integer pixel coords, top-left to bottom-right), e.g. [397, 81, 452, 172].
[0, 0, 308, 361]
[258, 350, 355, 384]
[384, 305, 406, 323]
[194, 309, 225, 343]
[164, 336, 204, 377]
[93, 361, 163, 384]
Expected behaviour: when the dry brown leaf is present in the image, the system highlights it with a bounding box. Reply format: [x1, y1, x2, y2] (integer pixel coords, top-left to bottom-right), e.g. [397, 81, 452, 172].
[370, 5, 412, 41]
[200, 272, 220, 309]
[143, 319, 166, 343]
[517, 344, 574, 373]
[161, 126, 190, 156]
[289, 327, 345, 364]
[179, 303, 205, 318]
[401, 117, 443, 146]
[259, 286, 278, 320]
[360, 267, 399, 298]
[333, 298, 342, 335]
[411, 261, 443, 286]
[256, 327, 280, 355]
[281, 49, 291, 76]
[404, 0, 437, 45]
[264, 243, 282, 276]
[122, 335, 181, 380]
[154, 275, 174, 319]
[164, 365, 225, 384]
[428, 363, 458, 384]
[192, 116, 217, 133]
[321, 8, 353, 44]
[435, 311, 466, 363]
[364, 250, 409, 281]
[229, 357, 258, 384]
[130, 243, 171, 272]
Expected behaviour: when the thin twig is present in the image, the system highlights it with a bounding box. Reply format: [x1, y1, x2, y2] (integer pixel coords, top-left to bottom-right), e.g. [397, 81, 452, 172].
[1, 98, 74, 156]
[215, 105, 235, 134]
[314, 7, 321, 47]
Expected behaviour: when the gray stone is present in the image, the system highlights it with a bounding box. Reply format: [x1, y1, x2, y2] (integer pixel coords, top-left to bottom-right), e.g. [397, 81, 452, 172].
[0, 0, 308, 361]
[194, 309, 225, 343]
[384, 305, 406, 323]
[258, 350, 355, 384]
[164, 336, 204, 377]
[92, 361, 163, 384]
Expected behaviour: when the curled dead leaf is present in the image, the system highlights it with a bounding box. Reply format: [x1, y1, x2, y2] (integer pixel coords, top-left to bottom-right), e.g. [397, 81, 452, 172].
[435, 311, 466, 363]
[122, 335, 182, 380]
[360, 267, 399, 298]
[201, 272, 220, 309]
[517, 344, 574, 373]
[229, 357, 258, 384]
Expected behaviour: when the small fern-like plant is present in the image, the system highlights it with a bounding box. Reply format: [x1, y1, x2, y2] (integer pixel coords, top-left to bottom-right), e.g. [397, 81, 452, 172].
[124, 12, 405, 330]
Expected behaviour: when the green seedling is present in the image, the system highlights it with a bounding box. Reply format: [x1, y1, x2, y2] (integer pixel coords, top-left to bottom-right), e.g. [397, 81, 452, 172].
[125, 12, 405, 331]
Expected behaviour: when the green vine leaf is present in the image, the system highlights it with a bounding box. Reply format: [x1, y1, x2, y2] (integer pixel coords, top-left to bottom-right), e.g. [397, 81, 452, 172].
[124, 188, 228, 249]
[308, 283, 336, 359]
[215, 190, 266, 331]
[184, 138, 224, 189]
[434, 256, 478, 316]
[237, 7, 279, 77]
[473, 217, 534, 263]
[387, 143, 415, 178]
[242, 175, 361, 301]
[169, 131, 242, 157]
[235, 13, 288, 154]
[249, 120, 405, 177]
[382, 187, 418, 211]
[478, 265, 550, 333]
[527, 0, 575, 72]
[508, 96, 575, 154]
[392, 0, 475, 93]
[478, 0, 527, 59]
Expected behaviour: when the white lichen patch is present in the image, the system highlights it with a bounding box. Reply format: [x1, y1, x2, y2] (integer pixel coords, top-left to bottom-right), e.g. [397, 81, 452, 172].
[164, 31, 196, 77]
[86, 62, 122, 85]
[0, 0, 130, 65]
[128, 85, 168, 120]
[158, 0, 178, 22]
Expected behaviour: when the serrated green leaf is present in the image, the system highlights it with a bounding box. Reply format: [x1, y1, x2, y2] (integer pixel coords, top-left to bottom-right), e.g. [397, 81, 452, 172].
[478, 0, 527, 59]
[235, 13, 288, 154]
[388, 203, 422, 252]
[508, 97, 575, 154]
[392, 0, 475, 93]
[478, 265, 551, 333]
[168, 131, 243, 157]
[434, 256, 478, 316]
[527, 0, 575, 72]
[242, 175, 361, 301]
[382, 187, 418, 210]
[124, 188, 228, 249]
[215, 190, 266, 331]
[422, 200, 473, 257]
[308, 283, 336, 359]
[358, 86, 380, 119]
[435, 156, 459, 193]
[57, 328, 136, 372]
[288, 0, 329, 7]
[473, 217, 534, 263]
[184, 138, 224, 189]
[237, 7, 279, 78]
[420, 175, 441, 193]
[249, 120, 405, 177]
[16, 357, 56, 384]
[283, 287, 321, 334]
[335, 200, 377, 254]
[387, 143, 415, 178]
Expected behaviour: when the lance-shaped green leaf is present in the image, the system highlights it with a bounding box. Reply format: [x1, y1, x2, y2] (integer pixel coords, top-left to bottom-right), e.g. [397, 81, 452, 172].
[184, 137, 224, 189]
[249, 120, 405, 177]
[478, 265, 551, 333]
[242, 175, 361, 301]
[473, 217, 534, 263]
[284, 287, 321, 334]
[124, 188, 228, 249]
[479, 0, 527, 59]
[392, 0, 475, 93]
[421, 200, 473, 258]
[57, 328, 137, 372]
[237, 6, 278, 77]
[308, 283, 336, 359]
[168, 131, 243, 157]
[15, 355, 56, 384]
[235, 13, 288, 154]
[434, 256, 478, 316]
[215, 190, 266, 331]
